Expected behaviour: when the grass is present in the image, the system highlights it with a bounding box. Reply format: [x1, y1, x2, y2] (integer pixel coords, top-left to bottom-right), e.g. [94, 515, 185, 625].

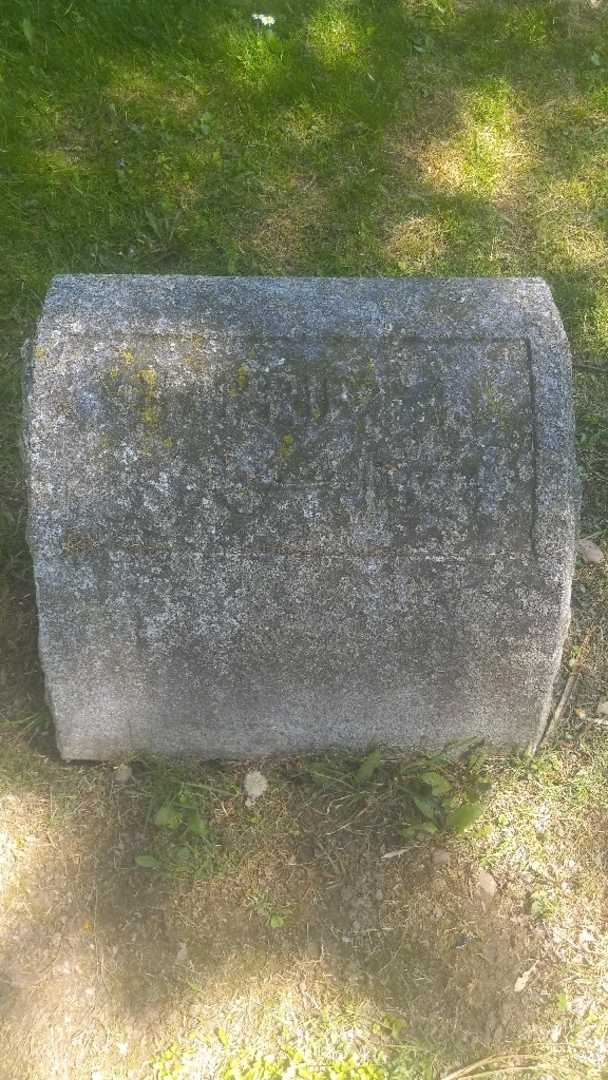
[2, 0, 608, 1076]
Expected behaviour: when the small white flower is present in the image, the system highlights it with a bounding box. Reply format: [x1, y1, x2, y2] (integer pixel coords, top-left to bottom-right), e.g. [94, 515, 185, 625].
[252, 13, 276, 26]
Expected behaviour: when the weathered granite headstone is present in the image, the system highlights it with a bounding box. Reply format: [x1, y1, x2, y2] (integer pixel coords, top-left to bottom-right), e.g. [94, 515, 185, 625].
[24, 276, 577, 760]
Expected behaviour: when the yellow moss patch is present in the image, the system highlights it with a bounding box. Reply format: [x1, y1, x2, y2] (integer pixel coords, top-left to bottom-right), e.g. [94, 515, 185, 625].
[137, 366, 158, 389]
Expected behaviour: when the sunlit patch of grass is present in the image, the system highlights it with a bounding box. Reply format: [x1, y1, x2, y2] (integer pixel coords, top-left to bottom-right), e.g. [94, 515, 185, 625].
[0, 823, 20, 904]
[419, 79, 530, 199]
[468, 738, 608, 938]
[305, 3, 370, 71]
[147, 997, 437, 1080]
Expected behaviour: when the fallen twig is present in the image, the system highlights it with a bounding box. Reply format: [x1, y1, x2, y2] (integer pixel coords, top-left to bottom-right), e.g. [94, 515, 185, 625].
[444, 1070, 548, 1079]
[381, 847, 410, 859]
[441, 1055, 544, 1080]
[536, 628, 594, 748]
[573, 363, 608, 374]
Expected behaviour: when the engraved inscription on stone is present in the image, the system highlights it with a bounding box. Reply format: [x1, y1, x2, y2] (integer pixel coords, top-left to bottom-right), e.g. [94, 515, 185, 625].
[170, 334, 536, 557]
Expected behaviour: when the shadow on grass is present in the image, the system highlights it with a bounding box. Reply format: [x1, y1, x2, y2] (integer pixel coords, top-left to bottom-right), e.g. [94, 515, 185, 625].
[3, 729, 606, 1077]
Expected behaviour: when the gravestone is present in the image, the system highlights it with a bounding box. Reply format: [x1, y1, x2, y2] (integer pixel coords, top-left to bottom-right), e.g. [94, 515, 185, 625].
[23, 275, 577, 760]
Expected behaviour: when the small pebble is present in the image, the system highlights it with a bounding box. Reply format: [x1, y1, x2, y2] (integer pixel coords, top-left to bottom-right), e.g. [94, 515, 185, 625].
[577, 538, 604, 564]
[113, 763, 133, 785]
[455, 932, 474, 949]
[432, 849, 450, 868]
[476, 867, 497, 899]
[244, 769, 268, 807]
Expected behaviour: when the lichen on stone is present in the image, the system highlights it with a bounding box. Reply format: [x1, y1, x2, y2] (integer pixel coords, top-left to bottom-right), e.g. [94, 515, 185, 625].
[228, 363, 250, 397]
[100, 350, 172, 453]
[278, 432, 295, 460]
